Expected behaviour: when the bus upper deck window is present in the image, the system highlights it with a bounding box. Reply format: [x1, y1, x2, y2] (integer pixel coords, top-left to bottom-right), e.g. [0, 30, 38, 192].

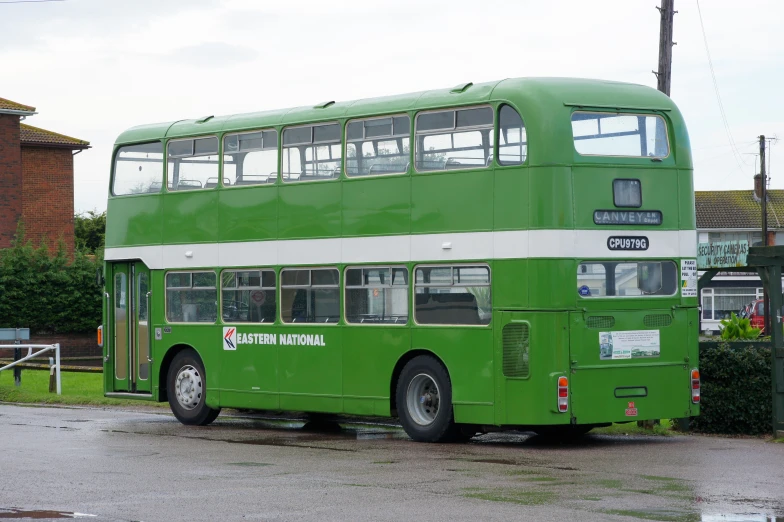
[223, 130, 278, 187]
[112, 142, 164, 196]
[497, 105, 526, 165]
[282, 123, 342, 183]
[415, 106, 494, 172]
[167, 137, 220, 192]
[571, 112, 669, 159]
[345, 115, 410, 177]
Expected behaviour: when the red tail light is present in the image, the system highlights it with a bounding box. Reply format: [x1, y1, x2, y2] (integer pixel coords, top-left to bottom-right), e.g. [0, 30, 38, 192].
[557, 376, 569, 412]
[691, 368, 700, 404]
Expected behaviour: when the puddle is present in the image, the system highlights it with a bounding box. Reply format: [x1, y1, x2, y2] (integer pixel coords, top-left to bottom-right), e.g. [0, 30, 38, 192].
[700, 513, 784, 522]
[470, 458, 520, 466]
[226, 438, 358, 452]
[0, 508, 97, 519]
[603, 508, 695, 520]
[8, 424, 76, 431]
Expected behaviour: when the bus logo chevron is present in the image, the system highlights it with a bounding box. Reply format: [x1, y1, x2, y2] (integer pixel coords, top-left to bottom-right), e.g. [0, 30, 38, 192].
[223, 327, 237, 351]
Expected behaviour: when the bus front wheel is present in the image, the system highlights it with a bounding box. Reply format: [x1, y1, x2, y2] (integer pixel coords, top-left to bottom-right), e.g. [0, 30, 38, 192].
[396, 355, 459, 443]
[167, 349, 220, 426]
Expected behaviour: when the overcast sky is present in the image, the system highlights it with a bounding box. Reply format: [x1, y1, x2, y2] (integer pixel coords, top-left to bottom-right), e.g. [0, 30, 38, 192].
[1, 0, 781, 213]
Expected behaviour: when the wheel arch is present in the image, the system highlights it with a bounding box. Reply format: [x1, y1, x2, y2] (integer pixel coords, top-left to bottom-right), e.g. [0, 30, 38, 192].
[157, 343, 202, 402]
[389, 349, 450, 417]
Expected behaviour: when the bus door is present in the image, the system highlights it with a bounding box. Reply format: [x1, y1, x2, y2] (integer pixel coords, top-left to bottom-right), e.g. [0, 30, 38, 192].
[568, 309, 693, 424]
[110, 261, 152, 394]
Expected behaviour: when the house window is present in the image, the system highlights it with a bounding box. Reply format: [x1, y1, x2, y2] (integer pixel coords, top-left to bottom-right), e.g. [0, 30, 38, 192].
[700, 287, 763, 321]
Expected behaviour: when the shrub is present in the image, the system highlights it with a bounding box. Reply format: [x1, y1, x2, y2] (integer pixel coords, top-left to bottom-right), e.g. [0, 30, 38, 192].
[0, 229, 102, 334]
[719, 312, 761, 340]
[691, 342, 772, 435]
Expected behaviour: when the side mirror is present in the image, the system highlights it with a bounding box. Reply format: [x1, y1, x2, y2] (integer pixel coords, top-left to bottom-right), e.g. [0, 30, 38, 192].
[96, 267, 105, 287]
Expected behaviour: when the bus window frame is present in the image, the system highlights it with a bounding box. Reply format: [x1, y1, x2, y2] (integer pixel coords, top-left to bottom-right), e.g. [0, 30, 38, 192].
[165, 135, 221, 193]
[164, 270, 219, 324]
[412, 263, 492, 327]
[279, 266, 341, 325]
[494, 103, 529, 168]
[344, 114, 412, 179]
[219, 268, 278, 324]
[570, 110, 672, 161]
[280, 121, 343, 184]
[576, 260, 679, 299]
[110, 141, 165, 197]
[413, 104, 495, 174]
[221, 128, 279, 188]
[343, 265, 410, 326]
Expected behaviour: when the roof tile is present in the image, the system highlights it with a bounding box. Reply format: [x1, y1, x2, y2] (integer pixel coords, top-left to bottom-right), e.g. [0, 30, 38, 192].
[0, 96, 36, 113]
[695, 190, 784, 230]
[20, 123, 89, 149]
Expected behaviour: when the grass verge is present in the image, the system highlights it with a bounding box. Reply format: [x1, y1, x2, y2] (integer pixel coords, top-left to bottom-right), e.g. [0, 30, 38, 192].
[0, 369, 165, 407]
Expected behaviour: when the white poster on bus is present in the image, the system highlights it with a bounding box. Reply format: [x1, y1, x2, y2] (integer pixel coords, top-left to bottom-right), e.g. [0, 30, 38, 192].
[599, 330, 660, 360]
[680, 259, 697, 297]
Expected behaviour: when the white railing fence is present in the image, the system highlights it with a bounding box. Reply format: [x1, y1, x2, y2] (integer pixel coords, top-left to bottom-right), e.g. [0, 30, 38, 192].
[0, 344, 61, 395]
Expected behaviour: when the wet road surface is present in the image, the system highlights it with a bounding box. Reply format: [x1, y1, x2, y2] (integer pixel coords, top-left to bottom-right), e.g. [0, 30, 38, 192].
[0, 404, 782, 521]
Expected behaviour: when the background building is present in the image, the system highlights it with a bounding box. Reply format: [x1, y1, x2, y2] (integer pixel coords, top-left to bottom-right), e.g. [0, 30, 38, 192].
[0, 97, 89, 257]
[696, 180, 784, 333]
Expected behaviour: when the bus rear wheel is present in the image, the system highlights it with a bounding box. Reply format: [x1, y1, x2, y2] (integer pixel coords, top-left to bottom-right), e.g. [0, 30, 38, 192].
[396, 356, 460, 443]
[167, 349, 220, 426]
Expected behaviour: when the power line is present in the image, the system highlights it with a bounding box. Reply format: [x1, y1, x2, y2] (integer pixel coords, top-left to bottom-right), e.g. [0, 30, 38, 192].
[695, 0, 747, 175]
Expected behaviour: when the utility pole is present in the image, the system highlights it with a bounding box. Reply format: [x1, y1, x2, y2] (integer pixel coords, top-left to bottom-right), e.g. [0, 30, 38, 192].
[654, 0, 676, 96]
[761, 135, 771, 335]
[762, 135, 768, 245]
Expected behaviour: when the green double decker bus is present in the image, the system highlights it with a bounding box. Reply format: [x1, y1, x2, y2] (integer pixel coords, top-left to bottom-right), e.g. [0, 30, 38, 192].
[101, 78, 700, 442]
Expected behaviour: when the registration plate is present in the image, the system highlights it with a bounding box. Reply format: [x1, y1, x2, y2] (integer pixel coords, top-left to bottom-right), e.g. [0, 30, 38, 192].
[607, 236, 649, 251]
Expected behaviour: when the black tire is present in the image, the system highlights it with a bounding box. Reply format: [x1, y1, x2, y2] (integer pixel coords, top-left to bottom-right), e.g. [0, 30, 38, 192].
[396, 355, 458, 443]
[167, 349, 220, 426]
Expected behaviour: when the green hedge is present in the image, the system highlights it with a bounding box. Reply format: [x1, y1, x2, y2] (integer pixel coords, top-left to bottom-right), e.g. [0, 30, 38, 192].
[692, 342, 772, 435]
[0, 232, 102, 334]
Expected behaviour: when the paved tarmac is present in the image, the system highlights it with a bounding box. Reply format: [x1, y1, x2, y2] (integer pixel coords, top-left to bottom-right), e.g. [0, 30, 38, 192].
[0, 404, 782, 521]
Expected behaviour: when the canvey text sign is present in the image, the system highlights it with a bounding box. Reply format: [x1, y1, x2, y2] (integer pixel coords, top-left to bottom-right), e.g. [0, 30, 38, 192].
[593, 210, 663, 226]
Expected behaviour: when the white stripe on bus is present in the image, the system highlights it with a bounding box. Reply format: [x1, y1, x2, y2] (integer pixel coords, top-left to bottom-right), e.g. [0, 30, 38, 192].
[104, 229, 697, 269]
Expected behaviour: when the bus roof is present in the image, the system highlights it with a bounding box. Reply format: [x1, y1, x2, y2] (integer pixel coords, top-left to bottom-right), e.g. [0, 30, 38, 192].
[115, 77, 682, 146]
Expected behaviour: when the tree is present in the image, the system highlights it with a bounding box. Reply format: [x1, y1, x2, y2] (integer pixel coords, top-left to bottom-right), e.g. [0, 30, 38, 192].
[74, 210, 106, 255]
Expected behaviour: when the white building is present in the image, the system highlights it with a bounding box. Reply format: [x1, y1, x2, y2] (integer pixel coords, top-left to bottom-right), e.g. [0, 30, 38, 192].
[696, 180, 784, 333]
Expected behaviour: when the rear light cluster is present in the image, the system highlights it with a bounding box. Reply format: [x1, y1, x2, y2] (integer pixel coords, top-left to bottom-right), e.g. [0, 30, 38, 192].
[97, 325, 103, 348]
[557, 376, 569, 412]
[691, 368, 700, 404]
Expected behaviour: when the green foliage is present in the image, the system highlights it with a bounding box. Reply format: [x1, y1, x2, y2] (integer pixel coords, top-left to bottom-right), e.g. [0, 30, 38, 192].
[0, 226, 102, 334]
[73, 210, 106, 256]
[719, 312, 761, 340]
[691, 342, 772, 435]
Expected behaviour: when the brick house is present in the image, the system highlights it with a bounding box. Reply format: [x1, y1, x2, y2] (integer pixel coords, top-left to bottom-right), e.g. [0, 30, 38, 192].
[0, 97, 90, 257]
[696, 180, 784, 333]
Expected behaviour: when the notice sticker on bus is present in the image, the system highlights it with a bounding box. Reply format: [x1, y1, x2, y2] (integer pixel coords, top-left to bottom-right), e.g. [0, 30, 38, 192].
[680, 259, 697, 297]
[599, 330, 660, 360]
